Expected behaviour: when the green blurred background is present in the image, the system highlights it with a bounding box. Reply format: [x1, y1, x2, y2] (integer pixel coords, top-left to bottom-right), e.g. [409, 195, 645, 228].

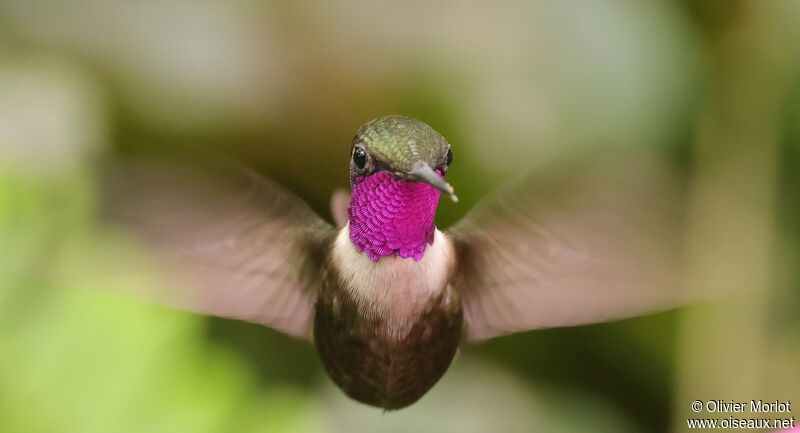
[1, 1, 799, 432]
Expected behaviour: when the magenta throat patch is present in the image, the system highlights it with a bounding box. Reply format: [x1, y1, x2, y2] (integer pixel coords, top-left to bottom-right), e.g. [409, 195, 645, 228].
[348, 171, 441, 261]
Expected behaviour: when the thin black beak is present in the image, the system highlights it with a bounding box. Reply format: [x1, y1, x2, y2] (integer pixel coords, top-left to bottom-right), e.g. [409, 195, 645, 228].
[407, 161, 459, 203]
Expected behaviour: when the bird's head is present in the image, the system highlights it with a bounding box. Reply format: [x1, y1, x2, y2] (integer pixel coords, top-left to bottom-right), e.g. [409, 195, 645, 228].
[345, 115, 456, 261]
[349, 115, 457, 202]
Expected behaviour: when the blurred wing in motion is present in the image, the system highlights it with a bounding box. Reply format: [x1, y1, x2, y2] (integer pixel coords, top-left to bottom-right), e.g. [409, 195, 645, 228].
[103, 156, 335, 339]
[330, 188, 351, 229]
[449, 153, 688, 342]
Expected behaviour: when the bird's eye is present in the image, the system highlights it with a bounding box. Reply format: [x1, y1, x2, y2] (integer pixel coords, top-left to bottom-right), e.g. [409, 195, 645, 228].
[446, 149, 453, 166]
[352, 147, 367, 169]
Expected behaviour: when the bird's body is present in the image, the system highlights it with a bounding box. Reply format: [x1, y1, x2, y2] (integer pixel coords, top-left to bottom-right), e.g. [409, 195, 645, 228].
[108, 115, 688, 410]
[313, 121, 462, 407]
[315, 226, 461, 409]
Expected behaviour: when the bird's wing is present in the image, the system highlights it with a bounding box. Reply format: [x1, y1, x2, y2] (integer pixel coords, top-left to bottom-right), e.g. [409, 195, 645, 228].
[448, 153, 689, 342]
[330, 188, 351, 229]
[103, 157, 335, 339]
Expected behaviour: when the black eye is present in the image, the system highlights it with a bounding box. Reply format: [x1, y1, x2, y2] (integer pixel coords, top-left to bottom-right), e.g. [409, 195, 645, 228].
[352, 147, 367, 169]
[446, 149, 453, 166]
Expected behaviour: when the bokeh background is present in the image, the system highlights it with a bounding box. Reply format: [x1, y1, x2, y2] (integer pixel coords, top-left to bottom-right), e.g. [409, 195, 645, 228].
[2, 1, 799, 432]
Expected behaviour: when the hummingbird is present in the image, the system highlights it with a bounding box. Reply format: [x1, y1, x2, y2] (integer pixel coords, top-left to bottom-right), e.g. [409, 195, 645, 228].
[107, 115, 685, 410]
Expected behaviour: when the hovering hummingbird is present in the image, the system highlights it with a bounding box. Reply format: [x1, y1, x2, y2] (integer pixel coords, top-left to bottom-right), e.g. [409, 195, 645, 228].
[108, 115, 685, 410]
